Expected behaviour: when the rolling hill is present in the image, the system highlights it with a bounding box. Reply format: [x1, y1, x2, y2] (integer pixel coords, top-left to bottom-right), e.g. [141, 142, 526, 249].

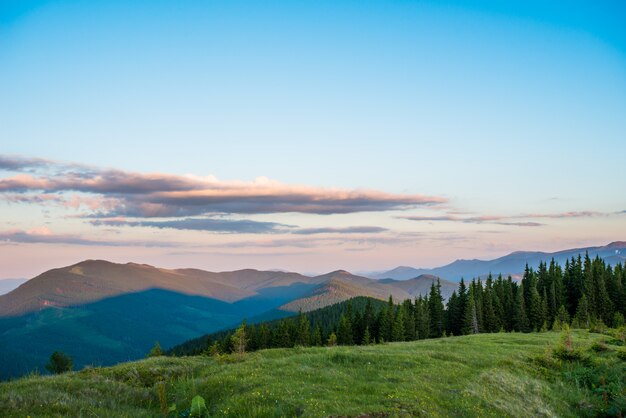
[370, 241, 626, 281]
[0, 260, 455, 379]
[1, 331, 622, 417]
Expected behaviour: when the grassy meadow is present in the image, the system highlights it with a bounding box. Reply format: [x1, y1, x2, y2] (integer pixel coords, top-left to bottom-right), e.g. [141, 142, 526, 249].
[1, 330, 624, 417]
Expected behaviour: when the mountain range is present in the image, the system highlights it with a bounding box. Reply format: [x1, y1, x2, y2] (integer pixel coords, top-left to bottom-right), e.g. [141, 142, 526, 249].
[367, 241, 626, 281]
[1, 241, 623, 379]
[0, 260, 452, 379]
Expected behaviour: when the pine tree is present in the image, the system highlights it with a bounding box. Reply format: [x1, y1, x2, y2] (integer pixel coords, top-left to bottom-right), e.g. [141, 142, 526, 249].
[362, 326, 371, 345]
[311, 325, 322, 346]
[147, 341, 164, 357]
[327, 332, 337, 347]
[296, 311, 311, 346]
[337, 314, 353, 345]
[552, 305, 570, 330]
[528, 285, 543, 331]
[482, 279, 498, 333]
[385, 296, 395, 341]
[463, 290, 479, 334]
[402, 300, 416, 341]
[512, 283, 529, 332]
[231, 321, 247, 361]
[274, 320, 292, 348]
[415, 296, 430, 339]
[258, 323, 271, 349]
[456, 279, 468, 335]
[574, 294, 590, 328]
[428, 280, 444, 337]
[445, 291, 459, 335]
[391, 307, 405, 342]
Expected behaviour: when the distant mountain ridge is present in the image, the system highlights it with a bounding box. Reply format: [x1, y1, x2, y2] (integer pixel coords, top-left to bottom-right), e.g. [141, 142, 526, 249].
[0, 260, 454, 318]
[368, 241, 626, 281]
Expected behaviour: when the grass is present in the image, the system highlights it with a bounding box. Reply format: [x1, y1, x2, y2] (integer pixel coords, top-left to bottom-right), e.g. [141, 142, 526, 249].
[0, 330, 624, 417]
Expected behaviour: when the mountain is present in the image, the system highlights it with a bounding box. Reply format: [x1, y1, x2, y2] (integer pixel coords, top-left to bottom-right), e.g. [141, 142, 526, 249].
[370, 241, 626, 281]
[0, 260, 318, 317]
[0, 279, 27, 296]
[0, 260, 453, 379]
[378, 274, 456, 300]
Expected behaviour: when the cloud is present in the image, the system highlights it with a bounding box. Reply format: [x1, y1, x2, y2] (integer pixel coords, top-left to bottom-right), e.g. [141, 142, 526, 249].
[292, 226, 388, 235]
[0, 155, 447, 216]
[0, 193, 65, 204]
[495, 222, 543, 227]
[0, 228, 175, 247]
[91, 217, 292, 234]
[522, 211, 601, 219]
[401, 211, 604, 227]
[0, 156, 52, 172]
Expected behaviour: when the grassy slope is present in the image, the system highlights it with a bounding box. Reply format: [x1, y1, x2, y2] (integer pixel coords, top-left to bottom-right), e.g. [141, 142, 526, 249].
[0, 331, 622, 417]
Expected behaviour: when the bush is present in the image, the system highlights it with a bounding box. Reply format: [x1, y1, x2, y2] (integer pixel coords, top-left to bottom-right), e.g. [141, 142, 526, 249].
[552, 328, 586, 362]
[589, 340, 610, 353]
[45, 351, 73, 374]
[589, 320, 608, 334]
[147, 342, 164, 357]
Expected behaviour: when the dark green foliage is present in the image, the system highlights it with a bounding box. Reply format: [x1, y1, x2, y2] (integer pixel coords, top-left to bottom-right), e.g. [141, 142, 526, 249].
[45, 351, 73, 374]
[428, 280, 445, 337]
[147, 342, 164, 358]
[463, 290, 479, 335]
[337, 314, 353, 345]
[171, 257, 625, 358]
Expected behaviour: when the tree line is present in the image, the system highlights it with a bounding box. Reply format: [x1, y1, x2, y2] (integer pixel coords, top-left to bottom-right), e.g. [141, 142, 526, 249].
[183, 254, 625, 356]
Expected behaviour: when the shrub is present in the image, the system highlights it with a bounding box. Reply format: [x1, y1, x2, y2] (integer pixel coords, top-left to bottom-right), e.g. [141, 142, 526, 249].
[45, 351, 73, 374]
[552, 328, 586, 362]
[147, 342, 164, 357]
[589, 340, 610, 353]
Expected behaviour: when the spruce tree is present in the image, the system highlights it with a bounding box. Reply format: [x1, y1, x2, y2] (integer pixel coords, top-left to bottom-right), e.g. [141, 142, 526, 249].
[428, 280, 444, 337]
[362, 326, 371, 345]
[391, 307, 405, 342]
[327, 332, 337, 346]
[463, 291, 479, 334]
[296, 311, 311, 346]
[403, 300, 416, 341]
[528, 285, 543, 331]
[311, 325, 322, 346]
[512, 283, 529, 332]
[574, 294, 590, 328]
[337, 314, 353, 345]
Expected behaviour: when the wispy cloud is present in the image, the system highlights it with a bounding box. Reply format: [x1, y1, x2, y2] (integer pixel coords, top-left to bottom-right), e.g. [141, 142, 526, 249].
[91, 217, 292, 234]
[0, 227, 175, 247]
[0, 155, 447, 216]
[292, 226, 388, 235]
[401, 210, 604, 227]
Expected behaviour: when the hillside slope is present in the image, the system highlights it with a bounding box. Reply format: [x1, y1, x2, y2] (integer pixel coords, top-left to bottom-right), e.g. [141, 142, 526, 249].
[0, 261, 452, 379]
[1, 331, 622, 417]
[0, 260, 312, 317]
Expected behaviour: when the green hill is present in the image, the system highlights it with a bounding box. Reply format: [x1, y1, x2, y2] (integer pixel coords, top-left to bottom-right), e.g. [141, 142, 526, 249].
[1, 330, 624, 417]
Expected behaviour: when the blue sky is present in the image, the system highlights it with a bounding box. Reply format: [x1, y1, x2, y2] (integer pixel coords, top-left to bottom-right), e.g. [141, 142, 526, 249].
[1, 1, 625, 277]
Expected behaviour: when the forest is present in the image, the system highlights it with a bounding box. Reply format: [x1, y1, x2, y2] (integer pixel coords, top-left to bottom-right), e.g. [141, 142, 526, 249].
[172, 254, 626, 356]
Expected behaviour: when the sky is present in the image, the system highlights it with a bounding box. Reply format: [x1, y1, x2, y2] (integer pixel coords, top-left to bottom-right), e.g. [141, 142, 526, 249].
[1, 0, 625, 278]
